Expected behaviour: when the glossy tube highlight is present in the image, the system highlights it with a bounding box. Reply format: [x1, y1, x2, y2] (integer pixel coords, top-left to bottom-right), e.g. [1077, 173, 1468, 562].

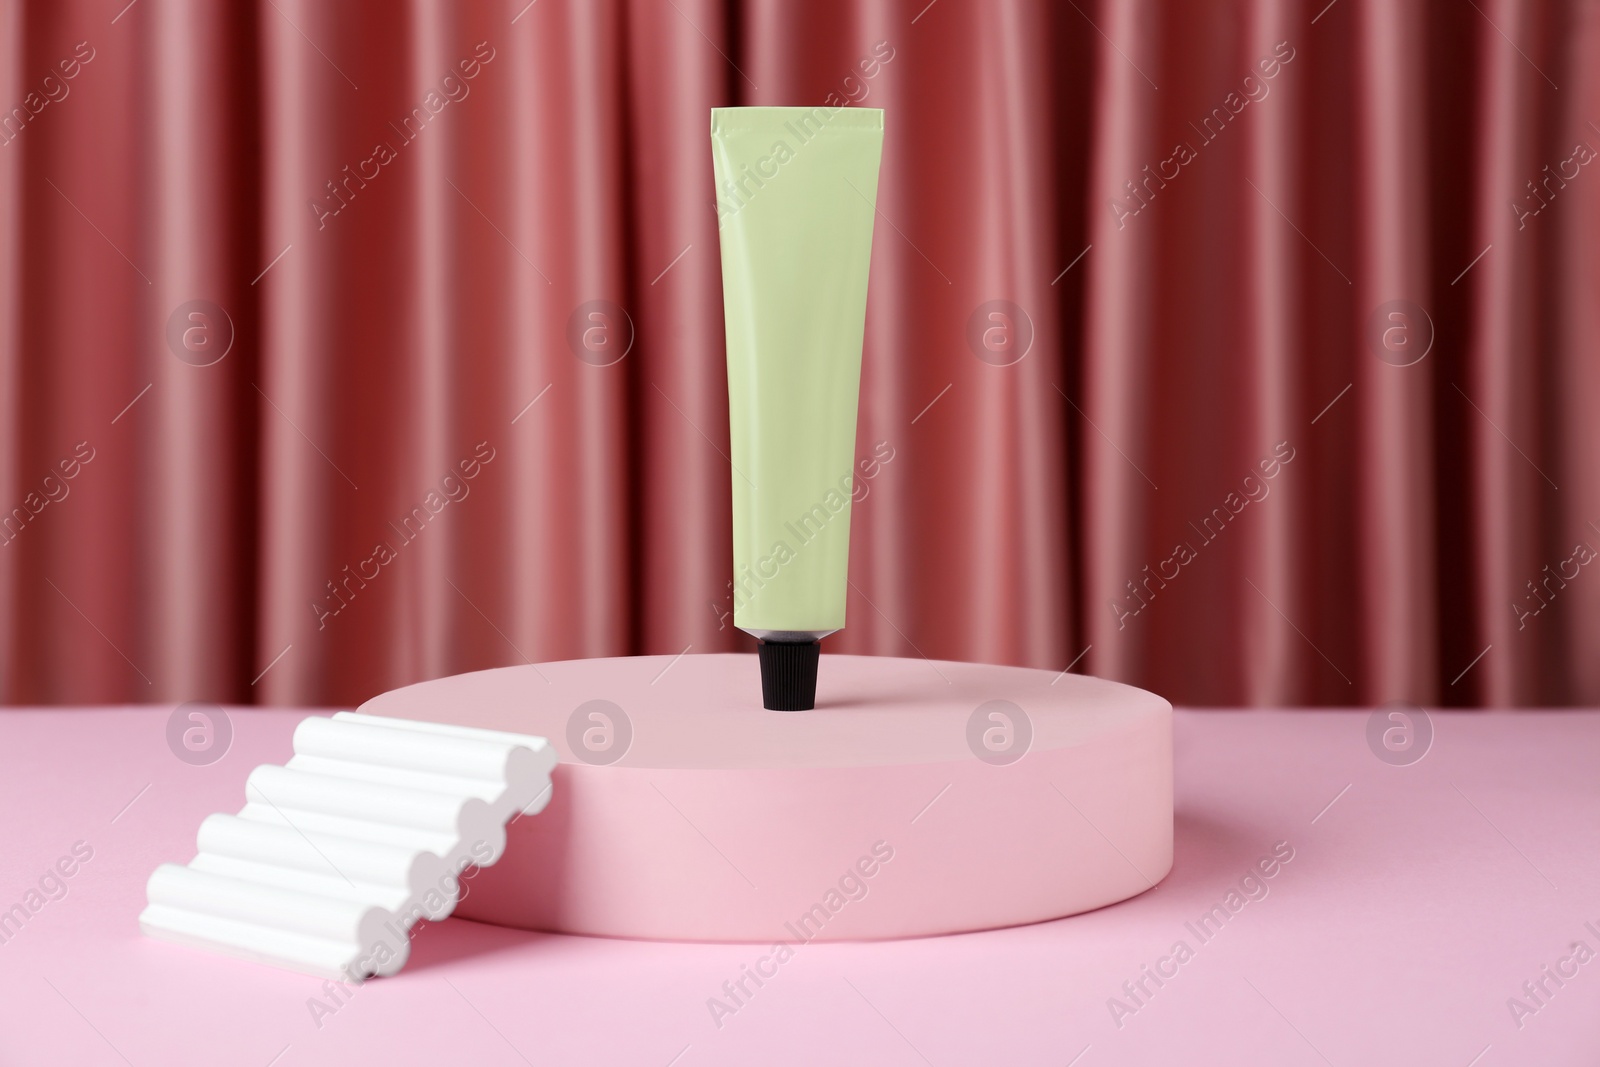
[711, 106, 883, 710]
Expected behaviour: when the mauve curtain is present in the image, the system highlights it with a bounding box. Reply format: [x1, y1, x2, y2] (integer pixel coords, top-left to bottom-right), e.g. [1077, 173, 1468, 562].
[0, 0, 1595, 708]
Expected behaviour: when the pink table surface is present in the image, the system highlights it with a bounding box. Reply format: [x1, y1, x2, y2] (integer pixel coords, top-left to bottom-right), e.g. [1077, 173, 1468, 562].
[1, 705, 1597, 1067]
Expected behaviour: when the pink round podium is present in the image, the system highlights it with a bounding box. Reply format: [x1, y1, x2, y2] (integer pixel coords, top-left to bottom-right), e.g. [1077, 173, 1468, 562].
[356, 654, 1172, 942]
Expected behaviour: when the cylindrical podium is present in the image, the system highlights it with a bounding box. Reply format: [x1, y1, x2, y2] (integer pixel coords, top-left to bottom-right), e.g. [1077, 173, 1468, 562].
[356, 653, 1172, 942]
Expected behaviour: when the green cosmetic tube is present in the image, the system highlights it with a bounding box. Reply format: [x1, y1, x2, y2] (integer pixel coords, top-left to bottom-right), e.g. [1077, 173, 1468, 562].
[711, 106, 884, 711]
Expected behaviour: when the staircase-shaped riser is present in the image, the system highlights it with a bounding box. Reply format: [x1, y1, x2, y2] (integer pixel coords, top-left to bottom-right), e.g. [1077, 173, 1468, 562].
[140, 712, 555, 980]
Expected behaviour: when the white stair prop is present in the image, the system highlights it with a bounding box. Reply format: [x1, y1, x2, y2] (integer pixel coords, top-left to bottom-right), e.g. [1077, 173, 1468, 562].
[140, 712, 556, 980]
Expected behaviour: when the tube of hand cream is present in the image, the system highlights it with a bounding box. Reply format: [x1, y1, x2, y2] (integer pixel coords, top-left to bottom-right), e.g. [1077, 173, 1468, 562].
[711, 106, 884, 711]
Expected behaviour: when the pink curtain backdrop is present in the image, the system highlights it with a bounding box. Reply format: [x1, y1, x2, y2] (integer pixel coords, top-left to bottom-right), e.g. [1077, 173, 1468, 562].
[1, 0, 1595, 708]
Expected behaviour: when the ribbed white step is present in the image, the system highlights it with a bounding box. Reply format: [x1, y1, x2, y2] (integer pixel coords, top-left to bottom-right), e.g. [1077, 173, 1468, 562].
[140, 712, 556, 980]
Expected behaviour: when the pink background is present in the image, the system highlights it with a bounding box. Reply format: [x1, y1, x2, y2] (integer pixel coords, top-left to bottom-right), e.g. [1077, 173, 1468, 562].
[3, 705, 1596, 1065]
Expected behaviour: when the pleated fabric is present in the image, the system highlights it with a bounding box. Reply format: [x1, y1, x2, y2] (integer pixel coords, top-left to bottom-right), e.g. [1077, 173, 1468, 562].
[0, 0, 1593, 707]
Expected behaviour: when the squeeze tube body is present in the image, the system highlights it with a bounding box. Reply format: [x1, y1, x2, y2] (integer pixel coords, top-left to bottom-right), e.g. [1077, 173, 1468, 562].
[711, 106, 883, 638]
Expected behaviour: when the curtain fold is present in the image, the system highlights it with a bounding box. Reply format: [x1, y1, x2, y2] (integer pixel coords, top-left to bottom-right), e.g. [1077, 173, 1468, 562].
[0, 0, 1593, 708]
[1355, 0, 1436, 705]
